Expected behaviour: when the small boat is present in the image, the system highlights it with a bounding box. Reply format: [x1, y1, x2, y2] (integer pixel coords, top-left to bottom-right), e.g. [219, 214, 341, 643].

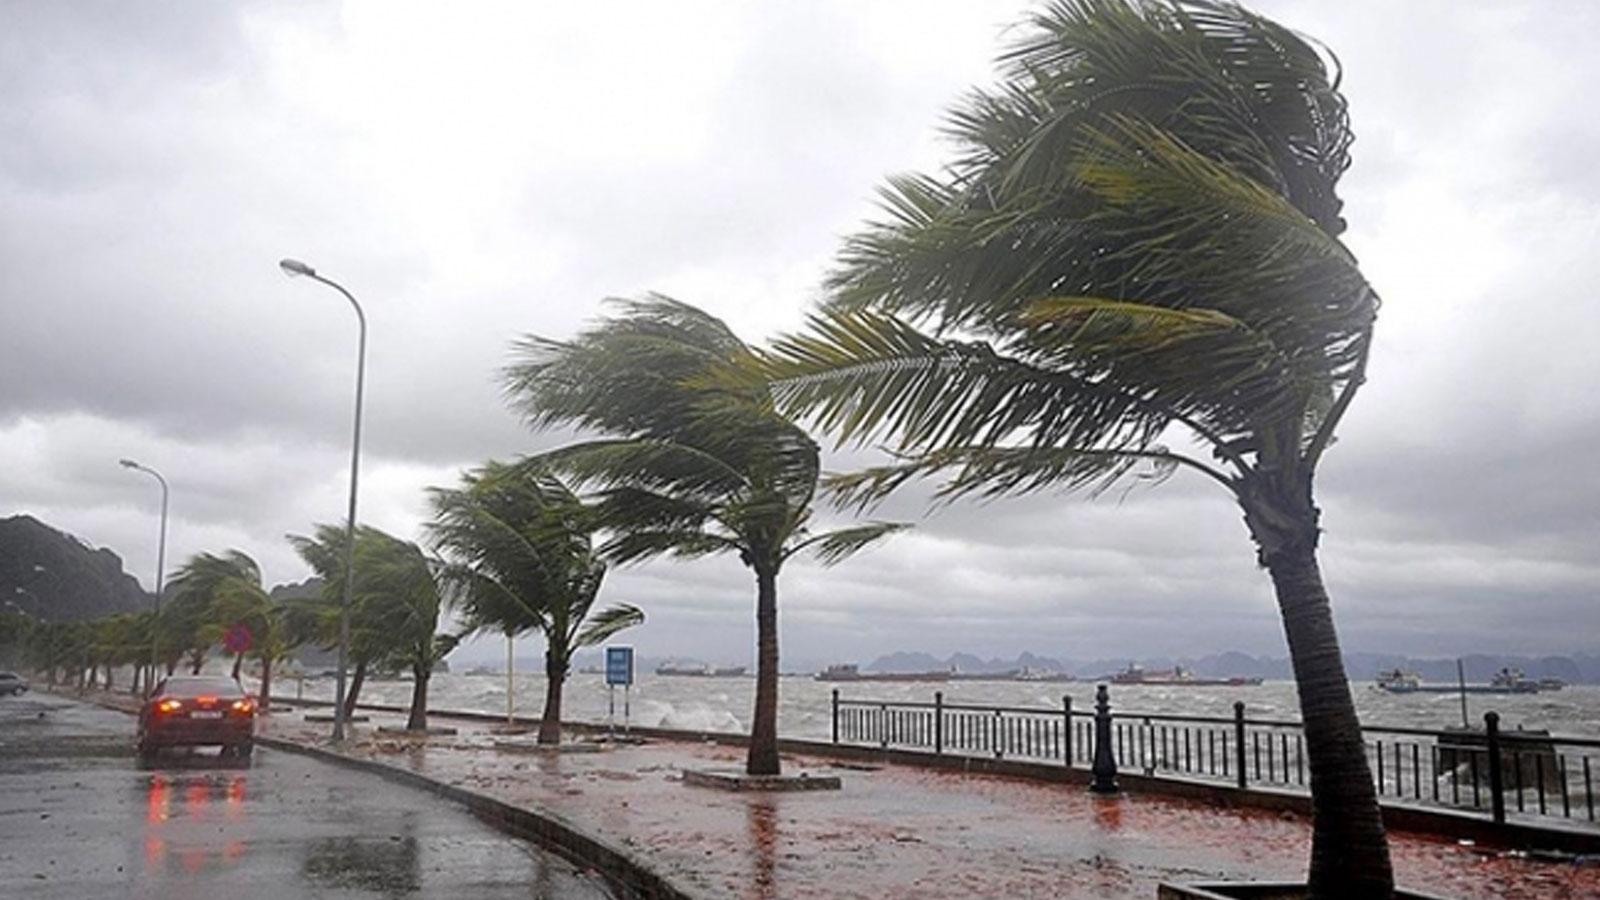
[814, 664, 947, 683]
[1539, 677, 1566, 691]
[1375, 668, 1421, 693]
[1490, 667, 1540, 693]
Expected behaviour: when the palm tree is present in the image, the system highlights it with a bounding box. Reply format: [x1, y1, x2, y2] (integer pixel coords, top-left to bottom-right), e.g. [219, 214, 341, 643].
[749, 1, 1385, 893]
[346, 528, 459, 731]
[429, 461, 643, 744]
[286, 524, 407, 719]
[168, 551, 297, 706]
[504, 298, 905, 774]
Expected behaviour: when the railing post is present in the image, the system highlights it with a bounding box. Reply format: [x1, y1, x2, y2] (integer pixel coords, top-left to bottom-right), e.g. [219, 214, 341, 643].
[1063, 695, 1072, 767]
[1486, 711, 1506, 824]
[1090, 684, 1118, 793]
[1234, 701, 1248, 790]
[934, 691, 944, 755]
[831, 689, 839, 744]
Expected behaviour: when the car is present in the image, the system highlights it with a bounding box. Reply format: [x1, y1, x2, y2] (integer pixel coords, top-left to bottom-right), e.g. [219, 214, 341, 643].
[0, 671, 28, 696]
[137, 675, 256, 763]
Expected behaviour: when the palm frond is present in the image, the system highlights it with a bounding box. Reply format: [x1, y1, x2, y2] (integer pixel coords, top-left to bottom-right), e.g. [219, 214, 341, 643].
[599, 529, 744, 567]
[823, 443, 1204, 513]
[573, 604, 645, 649]
[786, 522, 910, 566]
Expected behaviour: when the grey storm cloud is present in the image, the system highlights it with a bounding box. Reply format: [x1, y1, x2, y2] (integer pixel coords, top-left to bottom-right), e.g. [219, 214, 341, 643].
[1, 0, 1596, 669]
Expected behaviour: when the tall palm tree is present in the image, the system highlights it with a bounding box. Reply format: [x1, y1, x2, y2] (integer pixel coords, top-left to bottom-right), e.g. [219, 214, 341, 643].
[749, 2, 1387, 893]
[505, 298, 905, 775]
[429, 461, 643, 744]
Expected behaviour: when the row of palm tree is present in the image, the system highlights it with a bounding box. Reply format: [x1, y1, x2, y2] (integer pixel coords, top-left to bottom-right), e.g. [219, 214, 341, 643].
[0, 611, 155, 692]
[1, 465, 644, 742]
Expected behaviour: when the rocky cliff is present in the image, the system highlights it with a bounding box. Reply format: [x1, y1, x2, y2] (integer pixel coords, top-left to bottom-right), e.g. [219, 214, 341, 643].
[0, 514, 152, 622]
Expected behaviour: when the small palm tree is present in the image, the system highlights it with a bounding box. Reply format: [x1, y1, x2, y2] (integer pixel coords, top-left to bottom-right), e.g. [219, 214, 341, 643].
[505, 297, 905, 775]
[168, 551, 297, 706]
[751, 2, 1387, 894]
[286, 524, 409, 719]
[154, 584, 212, 676]
[348, 528, 459, 731]
[429, 460, 643, 744]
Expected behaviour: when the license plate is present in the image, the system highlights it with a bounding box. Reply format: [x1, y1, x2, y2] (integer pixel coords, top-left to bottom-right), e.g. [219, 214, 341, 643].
[190, 711, 222, 719]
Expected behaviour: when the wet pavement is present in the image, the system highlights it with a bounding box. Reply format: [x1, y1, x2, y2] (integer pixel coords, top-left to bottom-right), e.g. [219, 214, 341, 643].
[254, 704, 1600, 900]
[0, 692, 615, 899]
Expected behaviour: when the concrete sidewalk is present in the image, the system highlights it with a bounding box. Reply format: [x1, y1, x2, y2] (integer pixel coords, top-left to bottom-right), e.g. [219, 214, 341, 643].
[248, 702, 1596, 900]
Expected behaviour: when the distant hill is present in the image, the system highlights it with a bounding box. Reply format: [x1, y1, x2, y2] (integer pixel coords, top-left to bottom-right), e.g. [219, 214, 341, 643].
[867, 650, 1074, 675]
[0, 514, 152, 622]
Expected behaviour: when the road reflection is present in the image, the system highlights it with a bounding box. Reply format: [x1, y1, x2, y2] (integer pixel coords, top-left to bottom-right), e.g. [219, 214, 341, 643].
[140, 760, 252, 877]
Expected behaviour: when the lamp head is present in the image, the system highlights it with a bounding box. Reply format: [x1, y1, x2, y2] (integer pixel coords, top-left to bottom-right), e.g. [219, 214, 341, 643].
[279, 258, 316, 278]
[119, 458, 138, 469]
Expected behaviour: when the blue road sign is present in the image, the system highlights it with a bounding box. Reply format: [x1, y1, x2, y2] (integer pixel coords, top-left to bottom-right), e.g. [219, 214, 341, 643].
[605, 646, 634, 686]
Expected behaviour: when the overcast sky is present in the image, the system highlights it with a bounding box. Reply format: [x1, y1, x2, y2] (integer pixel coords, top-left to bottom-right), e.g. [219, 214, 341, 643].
[3, 1, 1596, 669]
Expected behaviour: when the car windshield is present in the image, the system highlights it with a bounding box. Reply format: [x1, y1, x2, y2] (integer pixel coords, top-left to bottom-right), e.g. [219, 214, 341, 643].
[0, 673, 18, 680]
[161, 677, 244, 698]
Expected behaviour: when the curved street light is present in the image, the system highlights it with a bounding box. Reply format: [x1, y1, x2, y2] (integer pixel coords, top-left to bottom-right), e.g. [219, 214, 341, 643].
[279, 257, 366, 743]
[120, 458, 169, 695]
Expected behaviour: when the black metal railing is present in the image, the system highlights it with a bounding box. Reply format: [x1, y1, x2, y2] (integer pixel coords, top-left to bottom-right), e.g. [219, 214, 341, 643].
[830, 687, 1600, 831]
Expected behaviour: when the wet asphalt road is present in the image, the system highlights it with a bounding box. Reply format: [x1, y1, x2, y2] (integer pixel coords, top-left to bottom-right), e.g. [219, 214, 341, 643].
[0, 693, 616, 899]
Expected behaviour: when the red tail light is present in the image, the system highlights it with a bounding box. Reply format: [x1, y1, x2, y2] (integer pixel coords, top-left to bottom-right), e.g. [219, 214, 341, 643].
[156, 699, 183, 715]
[230, 699, 256, 716]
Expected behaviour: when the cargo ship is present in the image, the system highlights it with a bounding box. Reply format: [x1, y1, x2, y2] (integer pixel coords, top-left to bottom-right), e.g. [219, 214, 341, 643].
[1374, 666, 1541, 694]
[1109, 663, 1262, 687]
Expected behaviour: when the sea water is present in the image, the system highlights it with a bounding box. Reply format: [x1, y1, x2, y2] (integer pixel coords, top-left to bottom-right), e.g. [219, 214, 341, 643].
[276, 672, 1600, 740]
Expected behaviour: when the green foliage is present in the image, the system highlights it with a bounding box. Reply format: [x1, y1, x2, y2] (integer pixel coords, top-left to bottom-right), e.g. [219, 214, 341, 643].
[428, 460, 642, 672]
[505, 296, 906, 574]
[755, 0, 1373, 524]
[165, 550, 298, 672]
[288, 524, 459, 680]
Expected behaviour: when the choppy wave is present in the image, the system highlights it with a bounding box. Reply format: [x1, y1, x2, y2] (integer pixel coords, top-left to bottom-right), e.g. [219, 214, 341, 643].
[267, 671, 1600, 739]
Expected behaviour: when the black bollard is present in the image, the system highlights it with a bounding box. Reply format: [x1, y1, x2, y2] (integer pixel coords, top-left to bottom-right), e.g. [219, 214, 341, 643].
[1091, 683, 1119, 793]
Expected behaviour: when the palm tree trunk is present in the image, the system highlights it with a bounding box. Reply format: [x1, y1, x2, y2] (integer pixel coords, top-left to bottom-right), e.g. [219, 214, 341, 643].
[231, 652, 242, 680]
[747, 564, 780, 776]
[258, 657, 273, 708]
[343, 659, 368, 720]
[407, 663, 430, 731]
[538, 650, 564, 744]
[1267, 544, 1393, 897]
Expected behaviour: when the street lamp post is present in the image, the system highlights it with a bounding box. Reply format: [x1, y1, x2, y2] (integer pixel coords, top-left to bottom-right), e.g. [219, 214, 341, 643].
[119, 459, 168, 696]
[279, 257, 366, 743]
